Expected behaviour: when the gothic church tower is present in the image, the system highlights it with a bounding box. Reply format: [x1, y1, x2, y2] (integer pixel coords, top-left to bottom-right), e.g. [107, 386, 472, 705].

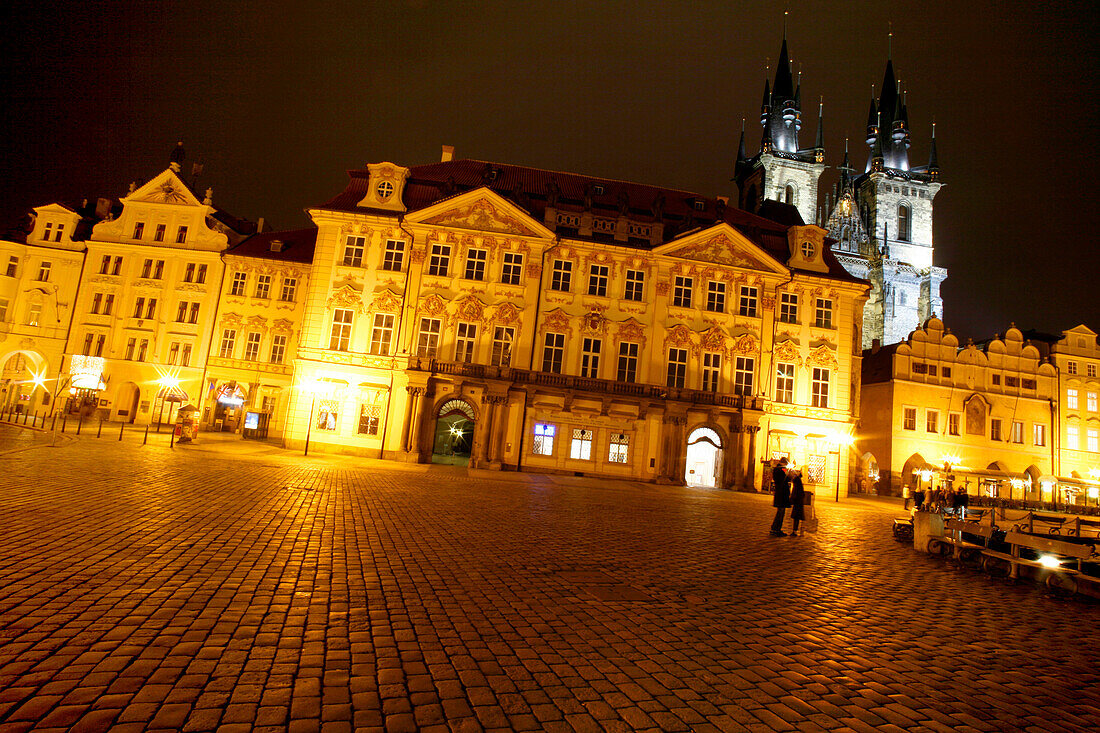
[825, 55, 945, 349]
[735, 37, 826, 226]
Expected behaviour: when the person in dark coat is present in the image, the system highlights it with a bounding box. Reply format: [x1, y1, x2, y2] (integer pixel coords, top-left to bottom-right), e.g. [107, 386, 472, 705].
[789, 470, 806, 535]
[770, 458, 791, 536]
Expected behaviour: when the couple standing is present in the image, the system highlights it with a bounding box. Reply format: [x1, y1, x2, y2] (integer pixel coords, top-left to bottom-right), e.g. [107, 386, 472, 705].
[770, 457, 806, 536]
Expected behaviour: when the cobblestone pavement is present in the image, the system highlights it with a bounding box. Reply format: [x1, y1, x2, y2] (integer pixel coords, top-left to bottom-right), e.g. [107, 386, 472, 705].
[1, 431, 1098, 733]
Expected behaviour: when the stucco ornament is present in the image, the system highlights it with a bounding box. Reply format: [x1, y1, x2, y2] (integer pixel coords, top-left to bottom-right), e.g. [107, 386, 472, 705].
[327, 284, 364, 313]
[372, 289, 403, 314]
[806, 345, 839, 369]
[773, 339, 803, 366]
[493, 302, 521, 326]
[542, 309, 572, 335]
[423, 197, 539, 237]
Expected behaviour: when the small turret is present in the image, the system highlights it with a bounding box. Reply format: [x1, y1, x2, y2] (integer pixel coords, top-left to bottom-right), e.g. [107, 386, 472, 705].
[927, 121, 940, 180]
[814, 97, 824, 160]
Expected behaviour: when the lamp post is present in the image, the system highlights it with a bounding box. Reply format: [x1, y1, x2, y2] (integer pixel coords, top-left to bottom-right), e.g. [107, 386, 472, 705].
[832, 432, 854, 503]
[304, 392, 316, 456]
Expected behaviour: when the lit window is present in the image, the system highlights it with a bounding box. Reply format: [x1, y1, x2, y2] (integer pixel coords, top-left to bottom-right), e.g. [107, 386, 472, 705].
[316, 409, 337, 431]
[243, 332, 262, 361]
[814, 299, 833, 329]
[1033, 423, 1046, 447]
[551, 260, 572, 291]
[542, 333, 564, 373]
[608, 433, 629, 463]
[464, 249, 487, 281]
[707, 282, 726, 313]
[733, 356, 754, 396]
[949, 413, 960, 436]
[343, 236, 365, 267]
[1068, 424, 1079, 450]
[1088, 392, 1098, 412]
[280, 277, 297, 302]
[624, 270, 644, 301]
[1089, 428, 1099, 453]
[330, 309, 353, 351]
[230, 272, 247, 296]
[588, 265, 608, 297]
[382, 240, 405, 271]
[776, 363, 794, 403]
[811, 368, 830, 408]
[219, 329, 236, 358]
[270, 334, 287, 364]
[570, 428, 593, 460]
[532, 423, 555, 455]
[491, 327, 514, 367]
[255, 275, 271, 299]
[702, 352, 721, 392]
[617, 342, 639, 382]
[903, 407, 917, 431]
[1068, 388, 1079, 410]
[580, 338, 601, 378]
[427, 244, 450, 276]
[779, 293, 798, 323]
[358, 404, 381, 436]
[672, 277, 693, 308]
[501, 252, 523, 285]
[927, 410, 939, 433]
[666, 348, 687, 388]
[738, 286, 758, 317]
[1011, 420, 1024, 444]
[454, 322, 477, 362]
[417, 318, 441, 358]
[370, 314, 396, 356]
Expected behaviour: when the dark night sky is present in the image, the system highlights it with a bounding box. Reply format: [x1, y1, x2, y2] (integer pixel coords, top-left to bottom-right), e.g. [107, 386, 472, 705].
[2, 1, 1098, 341]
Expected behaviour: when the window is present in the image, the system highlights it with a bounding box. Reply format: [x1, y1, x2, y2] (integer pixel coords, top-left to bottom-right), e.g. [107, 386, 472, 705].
[991, 419, 1003, 442]
[706, 282, 726, 313]
[484, 327, 512, 367]
[280, 278, 297, 302]
[501, 252, 523, 285]
[189, 302, 199, 324]
[138, 340, 151, 362]
[551, 260, 572, 291]
[125, 338, 136, 360]
[927, 365, 938, 377]
[624, 270, 644, 301]
[667, 348, 687, 388]
[370, 314, 396, 356]
[608, 433, 629, 463]
[1068, 388, 1079, 410]
[230, 272, 247, 296]
[316, 409, 337, 431]
[270, 334, 287, 364]
[167, 342, 179, 365]
[949, 413, 961, 436]
[1005, 375, 1018, 388]
[342, 236, 365, 267]
[358, 404, 381, 436]
[617, 342, 639, 383]
[943, 366, 953, 379]
[733, 357, 754, 396]
[37, 262, 51, 282]
[1034, 423, 1046, 447]
[176, 226, 188, 243]
[912, 363, 927, 375]
[811, 368, 830, 408]
[1089, 364, 1097, 378]
[99, 255, 110, 275]
[1011, 420, 1024, 444]
[897, 203, 911, 242]
[153, 260, 164, 279]
[542, 333, 564, 373]
[464, 249, 487, 280]
[702, 352, 721, 392]
[532, 423, 555, 455]
[196, 264, 207, 283]
[133, 297, 145, 318]
[111, 256, 122, 276]
[4, 256, 17, 278]
[903, 407, 917, 431]
[184, 263, 195, 282]
[454, 322, 477, 362]
[588, 265, 608, 297]
[133, 222, 144, 239]
[219, 329, 236, 358]
[738, 286, 758, 317]
[145, 298, 157, 320]
[1068, 424, 1079, 450]
[43, 222, 54, 241]
[254, 275, 271, 299]
[992, 374, 1001, 386]
[103, 294, 114, 315]
[417, 318, 441, 358]
[672, 277, 692, 308]
[784, 184, 795, 204]
[239, 332, 261, 362]
[1068, 361, 1078, 375]
[1089, 428, 1099, 453]
[181, 343, 191, 366]
[82, 333, 94, 356]
[927, 410, 939, 434]
[154, 224, 166, 242]
[1088, 392, 1098, 412]
[92, 292, 104, 315]
[330, 309, 353, 351]
[382, 240, 405, 271]
[776, 363, 794, 403]
[427, 244, 450, 276]
[141, 259, 152, 278]
[779, 293, 798, 323]
[0, 298, 9, 321]
[814, 299, 833, 329]
[580, 338, 601, 378]
[570, 429, 593, 460]
[377, 180, 395, 199]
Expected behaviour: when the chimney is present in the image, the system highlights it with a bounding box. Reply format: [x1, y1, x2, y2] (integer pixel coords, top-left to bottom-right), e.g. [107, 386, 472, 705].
[257, 217, 266, 233]
[871, 338, 881, 354]
[95, 198, 112, 220]
[441, 145, 454, 162]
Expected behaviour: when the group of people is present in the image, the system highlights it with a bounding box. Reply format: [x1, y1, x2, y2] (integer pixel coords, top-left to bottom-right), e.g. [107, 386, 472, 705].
[908, 484, 970, 516]
[770, 457, 810, 536]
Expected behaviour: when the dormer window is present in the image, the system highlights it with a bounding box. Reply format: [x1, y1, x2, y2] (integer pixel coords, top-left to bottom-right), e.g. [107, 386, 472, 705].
[42, 221, 62, 241]
[43, 222, 53, 241]
[376, 180, 395, 200]
[592, 185, 604, 195]
[176, 226, 188, 243]
[133, 222, 145, 239]
[154, 224, 166, 242]
[693, 200, 705, 211]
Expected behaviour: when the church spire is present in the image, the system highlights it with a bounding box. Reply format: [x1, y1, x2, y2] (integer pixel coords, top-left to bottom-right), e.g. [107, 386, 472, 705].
[814, 97, 824, 161]
[737, 118, 748, 165]
[928, 120, 940, 179]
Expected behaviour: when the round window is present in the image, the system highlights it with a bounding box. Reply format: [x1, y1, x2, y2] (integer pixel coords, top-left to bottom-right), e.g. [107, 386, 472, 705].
[376, 180, 395, 200]
[801, 241, 815, 259]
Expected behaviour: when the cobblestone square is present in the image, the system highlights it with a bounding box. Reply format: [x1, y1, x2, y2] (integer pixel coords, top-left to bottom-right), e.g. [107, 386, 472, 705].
[1, 425, 1098, 732]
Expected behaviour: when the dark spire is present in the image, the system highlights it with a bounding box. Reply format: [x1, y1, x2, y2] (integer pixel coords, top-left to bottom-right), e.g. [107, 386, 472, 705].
[761, 117, 774, 153]
[871, 112, 885, 172]
[759, 76, 771, 127]
[928, 120, 940, 177]
[839, 137, 853, 188]
[737, 118, 748, 164]
[814, 97, 824, 150]
[865, 93, 878, 144]
[774, 38, 794, 100]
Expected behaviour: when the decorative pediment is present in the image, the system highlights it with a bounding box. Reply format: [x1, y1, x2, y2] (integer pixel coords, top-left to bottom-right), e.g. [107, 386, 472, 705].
[582, 310, 606, 334]
[657, 224, 787, 275]
[455, 295, 486, 323]
[420, 293, 447, 317]
[666, 324, 694, 349]
[542, 309, 572, 334]
[327, 284, 364, 313]
[245, 315, 268, 332]
[806, 345, 839, 369]
[271, 318, 295, 334]
[371, 289, 403, 314]
[221, 312, 244, 327]
[493, 302, 521, 326]
[731, 334, 758, 355]
[408, 189, 552, 238]
[773, 339, 803, 366]
[127, 169, 203, 206]
[701, 327, 727, 353]
[617, 318, 647, 344]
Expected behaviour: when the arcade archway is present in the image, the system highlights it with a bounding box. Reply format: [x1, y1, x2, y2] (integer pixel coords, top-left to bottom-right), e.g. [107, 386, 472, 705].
[685, 426, 723, 488]
[432, 399, 475, 466]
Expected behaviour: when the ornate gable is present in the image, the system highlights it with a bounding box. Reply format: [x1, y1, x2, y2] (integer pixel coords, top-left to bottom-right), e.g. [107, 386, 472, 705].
[408, 189, 552, 239]
[657, 224, 787, 274]
[128, 169, 203, 206]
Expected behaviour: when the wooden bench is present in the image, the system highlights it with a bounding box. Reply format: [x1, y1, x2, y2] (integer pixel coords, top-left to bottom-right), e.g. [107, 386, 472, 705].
[1066, 516, 1100, 539]
[980, 531, 1099, 592]
[1011, 512, 1067, 535]
[930, 515, 997, 564]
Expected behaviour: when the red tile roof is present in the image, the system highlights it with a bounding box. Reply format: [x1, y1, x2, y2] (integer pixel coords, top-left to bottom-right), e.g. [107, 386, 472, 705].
[226, 228, 317, 264]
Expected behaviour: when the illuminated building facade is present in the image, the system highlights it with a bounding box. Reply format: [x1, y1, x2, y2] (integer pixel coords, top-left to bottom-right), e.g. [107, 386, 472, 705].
[282, 154, 868, 492]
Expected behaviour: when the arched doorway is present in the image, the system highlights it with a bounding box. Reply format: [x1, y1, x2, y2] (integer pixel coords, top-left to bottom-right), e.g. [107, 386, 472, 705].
[432, 399, 475, 466]
[902, 452, 929, 495]
[859, 452, 880, 494]
[685, 427, 723, 488]
[116, 382, 140, 423]
[213, 382, 248, 432]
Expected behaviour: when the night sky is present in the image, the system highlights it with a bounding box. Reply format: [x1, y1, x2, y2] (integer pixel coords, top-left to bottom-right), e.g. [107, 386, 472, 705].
[2, 1, 1097, 341]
